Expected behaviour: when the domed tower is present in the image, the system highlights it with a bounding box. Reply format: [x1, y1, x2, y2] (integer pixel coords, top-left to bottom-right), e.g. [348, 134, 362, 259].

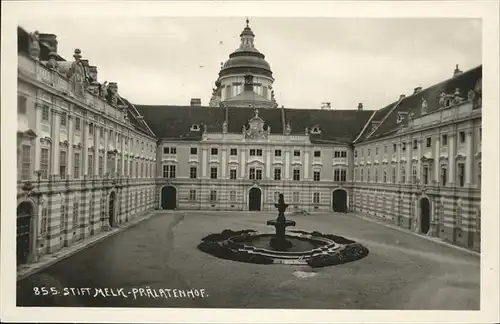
[215, 18, 277, 108]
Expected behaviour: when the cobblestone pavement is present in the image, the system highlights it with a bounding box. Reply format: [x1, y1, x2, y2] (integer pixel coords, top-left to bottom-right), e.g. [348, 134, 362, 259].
[16, 211, 480, 309]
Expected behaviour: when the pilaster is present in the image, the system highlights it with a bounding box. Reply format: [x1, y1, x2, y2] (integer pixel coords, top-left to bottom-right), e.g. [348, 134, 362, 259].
[448, 134, 455, 185]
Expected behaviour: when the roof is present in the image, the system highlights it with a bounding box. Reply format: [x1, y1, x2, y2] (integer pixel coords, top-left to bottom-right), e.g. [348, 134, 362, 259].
[284, 108, 374, 144]
[135, 104, 373, 144]
[357, 65, 482, 143]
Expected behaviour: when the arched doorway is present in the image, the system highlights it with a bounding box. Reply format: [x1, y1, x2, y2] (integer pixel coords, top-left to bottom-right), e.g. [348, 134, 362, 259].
[248, 187, 261, 211]
[108, 192, 116, 227]
[161, 186, 177, 210]
[420, 197, 431, 234]
[17, 201, 34, 265]
[332, 189, 348, 212]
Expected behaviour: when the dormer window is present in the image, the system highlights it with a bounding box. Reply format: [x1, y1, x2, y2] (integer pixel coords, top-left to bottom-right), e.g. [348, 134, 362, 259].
[190, 124, 200, 132]
[311, 127, 321, 134]
[396, 114, 404, 124]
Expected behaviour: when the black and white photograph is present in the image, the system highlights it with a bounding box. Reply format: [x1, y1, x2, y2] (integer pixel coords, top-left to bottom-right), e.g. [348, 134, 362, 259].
[1, 1, 499, 323]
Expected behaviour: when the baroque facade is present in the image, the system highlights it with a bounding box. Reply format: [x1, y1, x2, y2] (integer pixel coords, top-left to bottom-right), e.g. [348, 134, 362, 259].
[16, 20, 482, 266]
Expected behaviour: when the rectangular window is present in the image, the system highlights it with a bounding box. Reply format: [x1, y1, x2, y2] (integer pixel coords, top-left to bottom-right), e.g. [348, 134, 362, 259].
[256, 169, 262, 180]
[229, 191, 236, 202]
[413, 140, 418, 150]
[89, 123, 94, 135]
[21, 145, 31, 180]
[334, 169, 340, 182]
[426, 137, 432, 148]
[441, 167, 447, 186]
[230, 168, 237, 179]
[73, 202, 79, 227]
[412, 165, 417, 183]
[392, 166, 396, 183]
[341, 169, 347, 182]
[211, 148, 218, 155]
[230, 148, 238, 156]
[274, 167, 281, 180]
[100, 128, 104, 138]
[163, 147, 169, 154]
[256, 149, 263, 156]
[393, 143, 397, 152]
[459, 131, 466, 144]
[210, 167, 218, 179]
[314, 151, 321, 157]
[42, 105, 50, 121]
[383, 169, 387, 183]
[402, 143, 406, 151]
[75, 117, 81, 131]
[226, 85, 231, 99]
[292, 192, 300, 203]
[354, 150, 357, 158]
[401, 167, 406, 183]
[458, 163, 465, 187]
[98, 155, 104, 176]
[190, 147, 197, 155]
[74, 153, 80, 179]
[293, 150, 300, 157]
[190, 166, 197, 179]
[170, 147, 177, 154]
[249, 149, 256, 156]
[368, 149, 371, 156]
[274, 149, 282, 157]
[87, 154, 93, 177]
[375, 147, 379, 155]
[60, 151, 67, 179]
[341, 151, 347, 158]
[361, 168, 364, 182]
[189, 190, 196, 201]
[249, 167, 256, 180]
[442, 134, 448, 146]
[210, 190, 217, 201]
[423, 166, 429, 185]
[293, 169, 300, 181]
[60, 112, 67, 127]
[18, 95, 27, 114]
[313, 170, 320, 181]
[384, 145, 387, 154]
[313, 192, 320, 204]
[169, 165, 176, 178]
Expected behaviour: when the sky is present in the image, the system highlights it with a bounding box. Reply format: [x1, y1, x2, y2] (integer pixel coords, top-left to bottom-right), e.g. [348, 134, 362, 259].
[19, 17, 482, 110]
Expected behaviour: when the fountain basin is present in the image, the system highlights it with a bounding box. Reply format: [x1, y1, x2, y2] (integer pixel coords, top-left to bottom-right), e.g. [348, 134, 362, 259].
[198, 229, 369, 268]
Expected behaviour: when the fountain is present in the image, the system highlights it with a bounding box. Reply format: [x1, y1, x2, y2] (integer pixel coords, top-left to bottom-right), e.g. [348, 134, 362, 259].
[266, 193, 296, 251]
[197, 193, 369, 268]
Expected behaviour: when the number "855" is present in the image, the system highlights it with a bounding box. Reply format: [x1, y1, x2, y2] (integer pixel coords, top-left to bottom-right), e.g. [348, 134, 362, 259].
[33, 287, 58, 296]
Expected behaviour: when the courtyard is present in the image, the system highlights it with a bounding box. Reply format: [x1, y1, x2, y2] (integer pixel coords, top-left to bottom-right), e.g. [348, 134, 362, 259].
[16, 211, 480, 310]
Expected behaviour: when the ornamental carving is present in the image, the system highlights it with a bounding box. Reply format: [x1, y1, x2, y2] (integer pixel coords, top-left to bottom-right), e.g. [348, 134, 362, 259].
[243, 109, 270, 140]
[28, 31, 40, 60]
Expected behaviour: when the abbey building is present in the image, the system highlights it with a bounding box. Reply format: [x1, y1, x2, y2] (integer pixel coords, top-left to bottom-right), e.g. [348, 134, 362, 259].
[16, 20, 482, 266]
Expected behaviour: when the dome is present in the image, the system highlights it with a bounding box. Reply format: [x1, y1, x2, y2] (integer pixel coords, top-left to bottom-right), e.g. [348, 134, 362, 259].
[218, 20, 273, 79]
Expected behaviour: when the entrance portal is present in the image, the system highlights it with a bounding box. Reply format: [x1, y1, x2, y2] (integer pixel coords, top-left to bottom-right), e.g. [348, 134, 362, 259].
[420, 197, 431, 234]
[109, 191, 116, 227]
[332, 189, 348, 213]
[17, 201, 33, 265]
[248, 187, 262, 211]
[161, 186, 177, 210]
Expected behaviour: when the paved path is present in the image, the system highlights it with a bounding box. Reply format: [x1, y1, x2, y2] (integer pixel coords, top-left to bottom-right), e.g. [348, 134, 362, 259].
[16, 211, 480, 309]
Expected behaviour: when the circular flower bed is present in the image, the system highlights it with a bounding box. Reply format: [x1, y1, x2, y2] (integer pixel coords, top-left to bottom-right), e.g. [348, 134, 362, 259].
[198, 229, 369, 268]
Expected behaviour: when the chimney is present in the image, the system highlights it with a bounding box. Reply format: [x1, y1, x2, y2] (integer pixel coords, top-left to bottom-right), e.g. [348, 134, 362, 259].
[321, 102, 331, 110]
[357, 103, 363, 111]
[108, 82, 118, 94]
[190, 98, 202, 107]
[453, 64, 463, 77]
[413, 87, 422, 94]
[38, 33, 58, 53]
[399, 94, 406, 100]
